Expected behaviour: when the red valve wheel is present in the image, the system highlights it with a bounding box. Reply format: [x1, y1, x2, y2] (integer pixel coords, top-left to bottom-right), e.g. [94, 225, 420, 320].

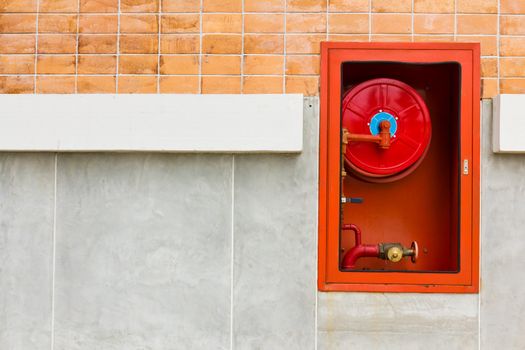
[410, 241, 419, 263]
[342, 78, 432, 182]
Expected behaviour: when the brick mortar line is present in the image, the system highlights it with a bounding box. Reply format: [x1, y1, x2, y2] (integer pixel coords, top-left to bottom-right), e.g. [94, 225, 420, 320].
[240, 0, 244, 94]
[115, 0, 121, 93]
[157, 1, 161, 93]
[198, 0, 203, 93]
[74, 0, 80, 93]
[33, 0, 39, 93]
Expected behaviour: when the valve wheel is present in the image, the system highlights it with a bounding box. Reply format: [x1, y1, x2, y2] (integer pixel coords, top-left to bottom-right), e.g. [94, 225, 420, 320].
[410, 241, 419, 263]
[342, 78, 432, 182]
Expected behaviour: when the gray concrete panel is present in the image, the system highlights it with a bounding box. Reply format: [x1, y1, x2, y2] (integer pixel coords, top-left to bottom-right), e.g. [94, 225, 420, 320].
[481, 99, 525, 349]
[318, 292, 478, 350]
[0, 154, 54, 350]
[232, 97, 318, 349]
[53, 154, 232, 350]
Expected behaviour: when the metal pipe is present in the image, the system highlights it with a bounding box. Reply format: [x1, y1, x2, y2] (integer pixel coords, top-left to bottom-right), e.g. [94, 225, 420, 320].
[341, 224, 380, 269]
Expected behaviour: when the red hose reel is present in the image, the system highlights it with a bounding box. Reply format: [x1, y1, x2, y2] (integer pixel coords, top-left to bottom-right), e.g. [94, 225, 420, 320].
[342, 78, 432, 182]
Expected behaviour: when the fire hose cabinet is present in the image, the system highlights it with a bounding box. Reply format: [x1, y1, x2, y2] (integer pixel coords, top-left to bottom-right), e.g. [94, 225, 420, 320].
[318, 43, 480, 293]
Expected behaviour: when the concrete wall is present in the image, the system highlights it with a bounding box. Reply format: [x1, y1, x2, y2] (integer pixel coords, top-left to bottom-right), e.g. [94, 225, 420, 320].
[0, 98, 524, 349]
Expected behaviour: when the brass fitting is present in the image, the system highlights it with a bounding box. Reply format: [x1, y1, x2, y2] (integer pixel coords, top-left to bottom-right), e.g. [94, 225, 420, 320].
[379, 241, 418, 263]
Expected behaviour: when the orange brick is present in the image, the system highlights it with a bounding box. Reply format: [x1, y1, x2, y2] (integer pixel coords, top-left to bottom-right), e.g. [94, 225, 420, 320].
[414, 0, 454, 13]
[243, 55, 284, 75]
[500, 36, 525, 56]
[36, 76, 75, 93]
[286, 34, 324, 54]
[77, 75, 115, 93]
[482, 79, 497, 98]
[372, 0, 411, 12]
[501, 0, 525, 14]
[244, 14, 284, 33]
[38, 34, 77, 54]
[203, 34, 242, 54]
[500, 79, 525, 93]
[328, 34, 368, 42]
[162, 0, 200, 12]
[414, 35, 454, 42]
[0, 55, 34, 74]
[79, 15, 118, 33]
[118, 75, 157, 93]
[286, 55, 319, 75]
[121, 0, 159, 12]
[80, 0, 118, 12]
[78, 55, 117, 74]
[285, 76, 318, 96]
[0, 34, 35, 53]
[481, 57, 497, 77]
[457, 15, 497, 35]
[500, 58, 525, 77]
[372, 14, 411, 34]
[39, 0, 78, 12]
[37, 55, 76, 74]
[244, 34, 284, 54]
[287, 14, 326, 33]
[0, 14, 36, 33]
[119, 55, 158, 74]
[329, 14, 368, 34]
[78, 35, 117, 53]
[160, 55, 199, 74]
[371, 34, 411, 42]
[161, 14, 200, 34]
[500, 16, 525, 35]
[201, 55, 240, 74]
[329, 0, 369, 12]
[202, 14, 242, 33]
[203, 0, 241, 12]
[414, 14, 454, 34]
[121, 15, 158, 34]
[0, 0, 37, 12]
[0, 75, 33, 93]
[39, 14, 76, 33]
[245, 0, 284, 12]
[120, 34, 158, 54]
[161, 34, 200, 53]
[287, 0, 325, 12]
[160, 75, 199, 93]
[243, 76, 283, 94]
[456, 35, 497, 56]
[202, 76, 241, 93]
[458, 0, 497, 13]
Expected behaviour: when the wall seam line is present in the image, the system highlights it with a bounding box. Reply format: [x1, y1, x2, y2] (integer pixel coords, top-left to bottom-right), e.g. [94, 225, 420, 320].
[50, 153, 57, 350]
[230, 155, 235, 350]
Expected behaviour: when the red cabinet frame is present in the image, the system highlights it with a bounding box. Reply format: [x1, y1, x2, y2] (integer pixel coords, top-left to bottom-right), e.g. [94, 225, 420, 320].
[318, 42, 480, 293]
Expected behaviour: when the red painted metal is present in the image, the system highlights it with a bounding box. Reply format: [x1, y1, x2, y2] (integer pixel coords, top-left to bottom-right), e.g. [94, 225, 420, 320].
[342, 78, 432, 180]
[318, 42, 480, 293]
[341, 224, 380, 269]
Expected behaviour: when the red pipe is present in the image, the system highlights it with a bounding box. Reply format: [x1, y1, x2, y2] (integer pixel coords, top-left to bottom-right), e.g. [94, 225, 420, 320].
[341, 224, 380, 269]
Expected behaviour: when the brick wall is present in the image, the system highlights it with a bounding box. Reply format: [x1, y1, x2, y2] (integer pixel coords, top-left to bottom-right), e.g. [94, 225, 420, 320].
[0, 0, 522, 97]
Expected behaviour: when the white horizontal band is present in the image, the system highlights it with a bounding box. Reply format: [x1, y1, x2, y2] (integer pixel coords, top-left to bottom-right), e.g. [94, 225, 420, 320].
[0, 94, 303, 153]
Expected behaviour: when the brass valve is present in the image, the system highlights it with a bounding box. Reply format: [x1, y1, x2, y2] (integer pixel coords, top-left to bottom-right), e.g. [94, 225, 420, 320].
[379, 241, 418, 263]
[387, 246, 403, 262]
